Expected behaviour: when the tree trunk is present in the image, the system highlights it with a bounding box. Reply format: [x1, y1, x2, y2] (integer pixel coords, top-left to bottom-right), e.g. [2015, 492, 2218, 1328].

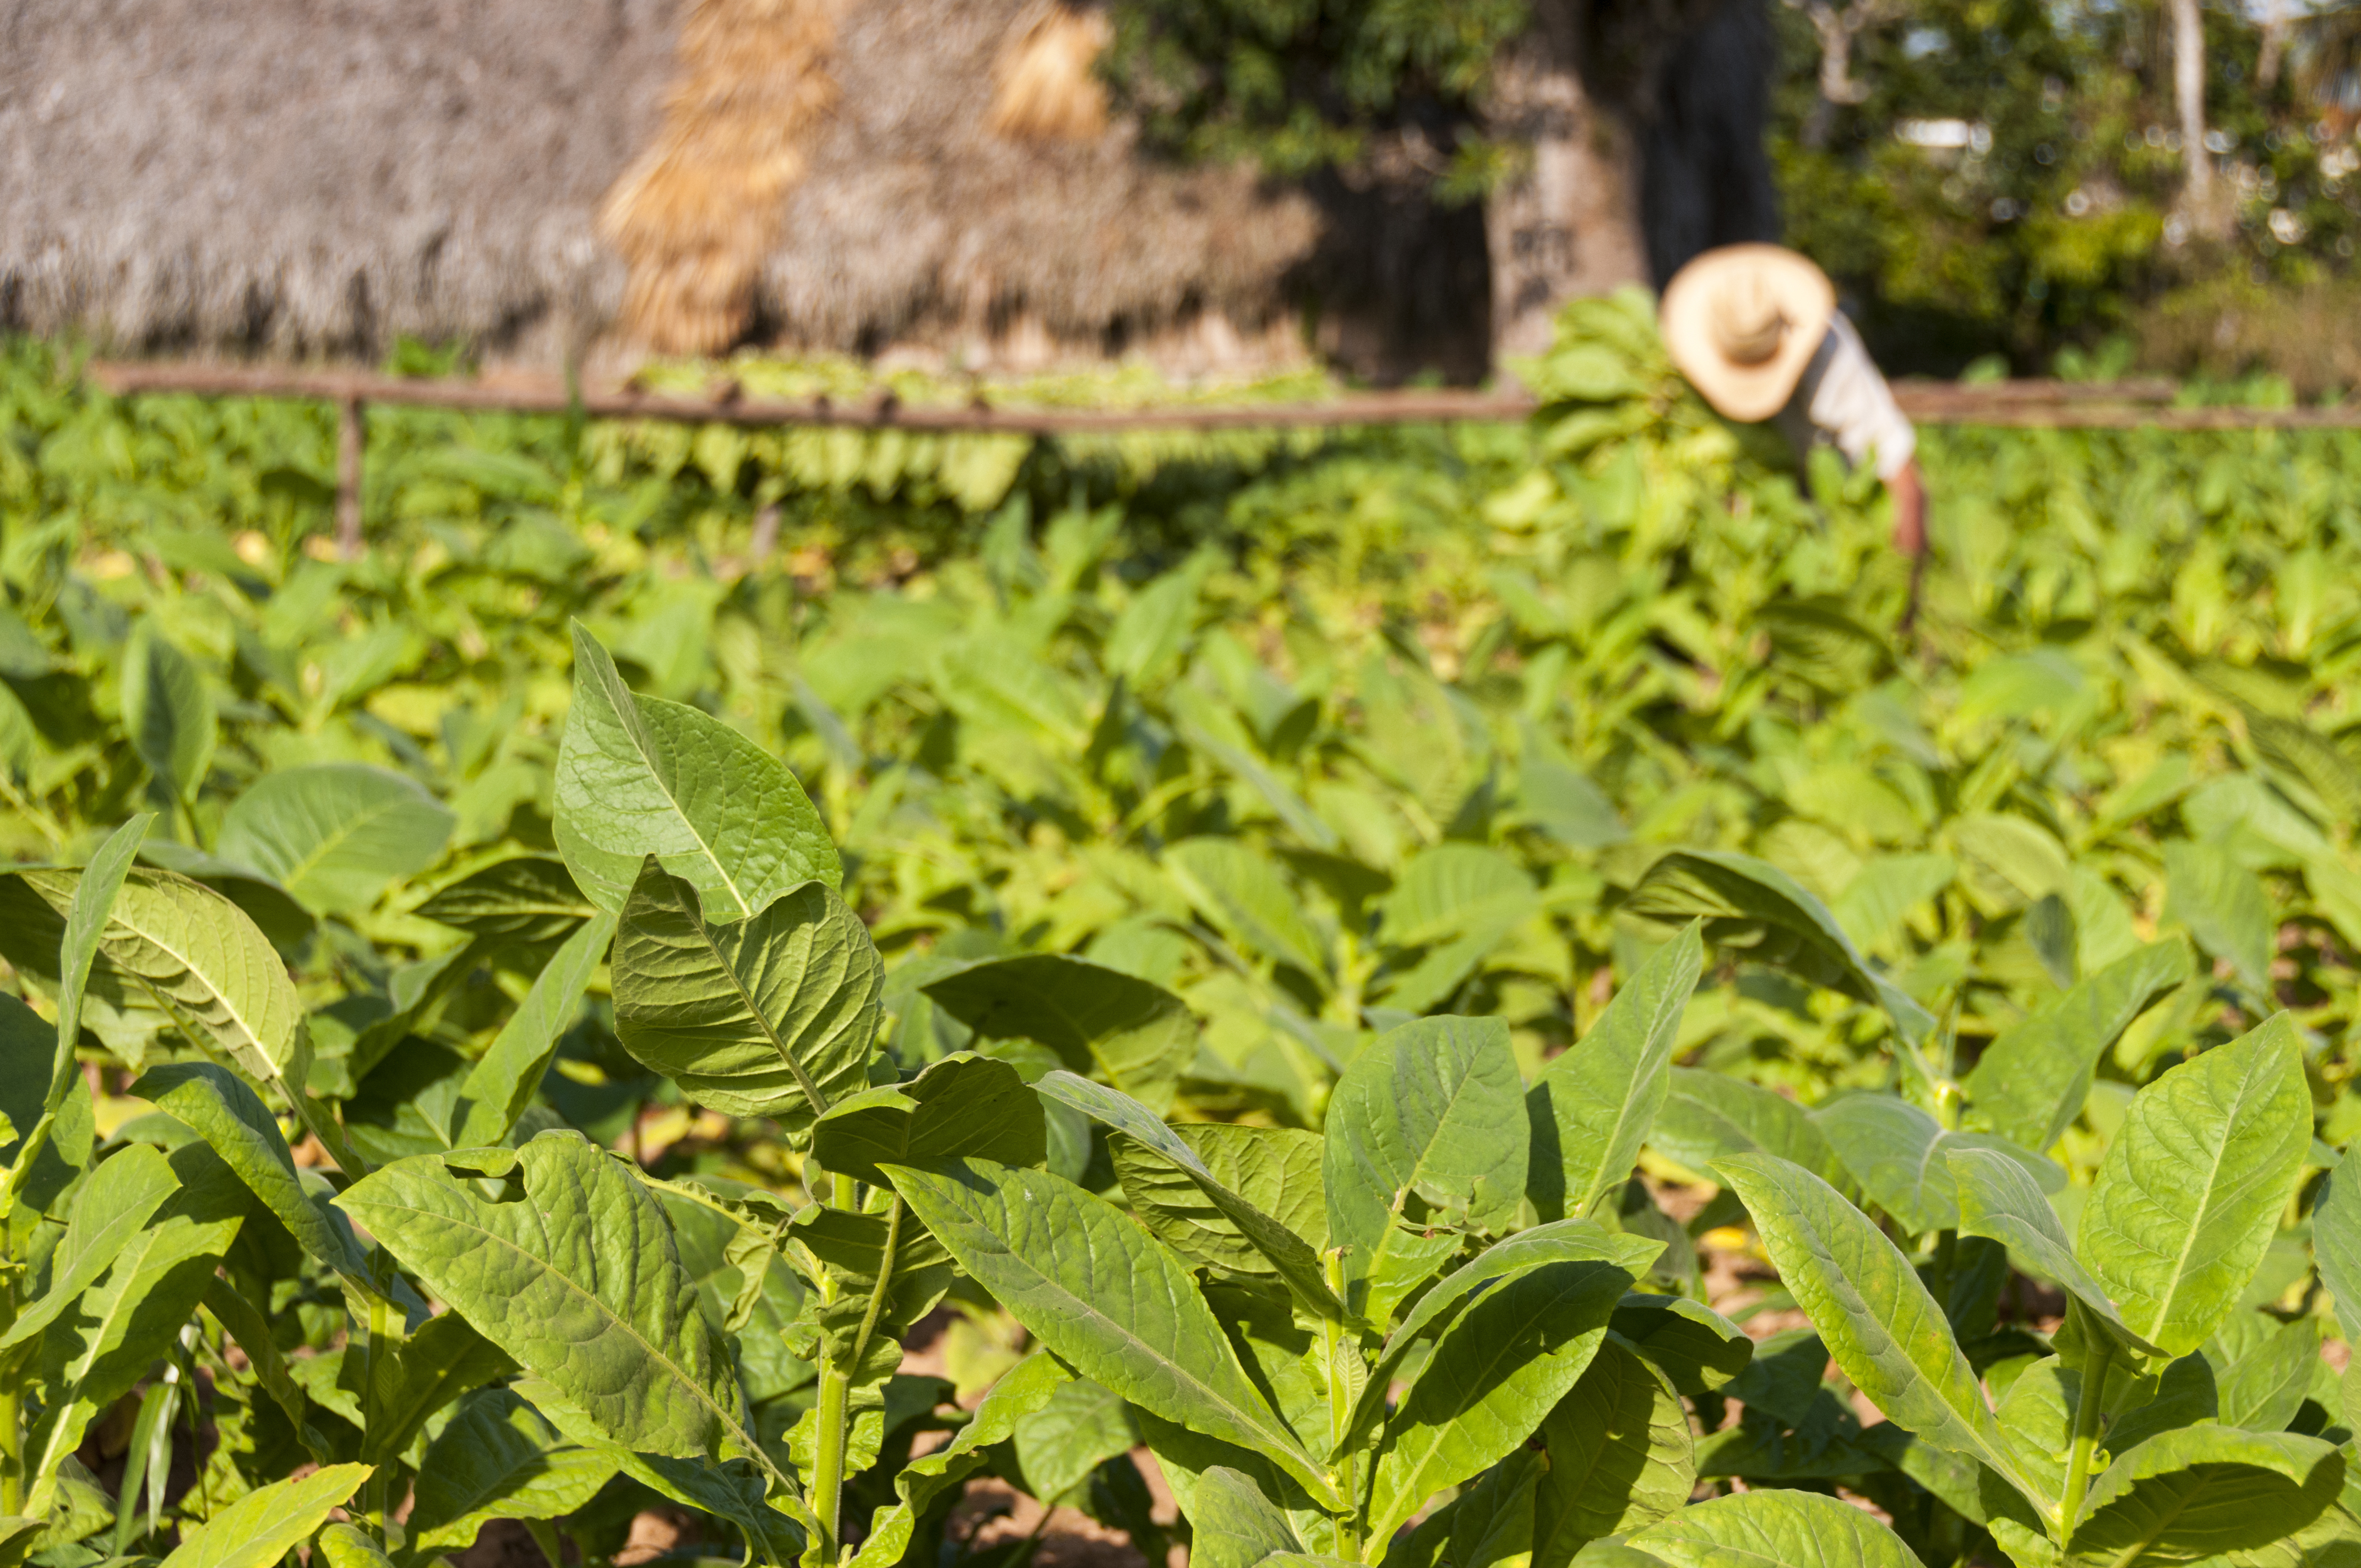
[2168, 0, 2220, 232]
[1640, 0, 1783, 285]
[1482, 0, 1649, 361]
[2257, 0, 2288, 92]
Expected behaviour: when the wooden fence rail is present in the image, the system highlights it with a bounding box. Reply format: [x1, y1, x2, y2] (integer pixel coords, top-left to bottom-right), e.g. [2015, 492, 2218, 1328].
[80, 359, 2361, 557]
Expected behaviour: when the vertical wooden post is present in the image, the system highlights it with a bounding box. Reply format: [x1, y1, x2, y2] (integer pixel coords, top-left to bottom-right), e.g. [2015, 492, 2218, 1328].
[336, 396, 366, 558]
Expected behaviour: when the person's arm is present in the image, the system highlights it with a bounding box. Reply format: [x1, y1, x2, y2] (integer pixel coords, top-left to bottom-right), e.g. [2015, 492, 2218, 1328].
[1891, 456, 1929, 631]
[1806, 317, 1923, 558]
[1888, 457, 1927, 557]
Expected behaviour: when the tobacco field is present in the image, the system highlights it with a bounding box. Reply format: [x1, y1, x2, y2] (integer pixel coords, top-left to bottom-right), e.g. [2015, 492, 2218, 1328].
[6, 297, 2361, 1568]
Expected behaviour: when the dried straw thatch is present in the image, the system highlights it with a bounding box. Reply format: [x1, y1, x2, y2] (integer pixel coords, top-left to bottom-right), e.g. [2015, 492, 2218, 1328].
[0, 0, 675, 362]
[754, 0, 1318, 366]
[601, 0, 840, 355]
[0, 0, 1322, 371]
[988, 3, 1114, 143]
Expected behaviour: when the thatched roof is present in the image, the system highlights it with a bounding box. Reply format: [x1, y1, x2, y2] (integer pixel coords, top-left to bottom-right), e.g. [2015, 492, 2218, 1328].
[0, 0, 1323, 371]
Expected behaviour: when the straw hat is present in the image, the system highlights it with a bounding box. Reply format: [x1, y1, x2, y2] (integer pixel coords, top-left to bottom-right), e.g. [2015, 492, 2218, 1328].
[1660, 244, 1837, 422]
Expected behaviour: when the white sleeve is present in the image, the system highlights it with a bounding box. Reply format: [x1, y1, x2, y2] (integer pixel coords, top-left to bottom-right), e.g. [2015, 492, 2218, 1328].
[1804, 314, 1917, 480]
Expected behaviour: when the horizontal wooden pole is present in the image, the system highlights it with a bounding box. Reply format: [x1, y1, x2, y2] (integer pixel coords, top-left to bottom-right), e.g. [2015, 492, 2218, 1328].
[82, 360, 2355, 431]
[86, 361, 1537, 433]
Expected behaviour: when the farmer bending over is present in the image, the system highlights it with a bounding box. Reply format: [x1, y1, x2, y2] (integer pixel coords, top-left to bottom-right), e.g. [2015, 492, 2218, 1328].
[1661, 244, 1927, 563]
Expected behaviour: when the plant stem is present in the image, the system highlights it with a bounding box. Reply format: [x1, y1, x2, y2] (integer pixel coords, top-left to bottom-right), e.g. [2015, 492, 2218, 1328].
[844, 1200, 902, 1380]
[0, 1260, 20, 1516]
[1320, 1248, 1362, 1562]
[2059, 1304, 2115, 1535]
[809, 1173, 872, 1565]
[363, 1288, 393, 1543]
[809, 1369, 850, 1562]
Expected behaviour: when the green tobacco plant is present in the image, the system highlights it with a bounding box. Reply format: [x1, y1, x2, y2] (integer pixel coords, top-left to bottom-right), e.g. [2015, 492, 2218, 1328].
[1722, 1012, 2348, 1568]
[0, 627, 1080, 1568]
[871, 925, 1874, 1568]
[15, 302, 2361, 1568]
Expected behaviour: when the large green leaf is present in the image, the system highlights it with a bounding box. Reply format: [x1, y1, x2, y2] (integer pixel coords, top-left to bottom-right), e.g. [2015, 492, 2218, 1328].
[933, 636, 1091, 748]
[2068, 1428, 2342, 1568]
[215, 764, 455, 914]
[813, 1053, 1046, 1187]
[449, 908, 616, 1147]
[1325, 1015, 1528, 1322]
[648, 1180, 809, 1404]
[1830, 852, 1958, 952]
[847, 1352, 1071, 1568]
[554, 623, 839, 918]
[315, 1526, 395, 1568]
[611, 859, 880, 1135]
[0, 878, 167, 1071]
[0, 995, 52, 1177]
[1129, 1406, 1336, 1559]
[1109, 1119, 1328, 1278]
[355, 1311, 519, 1466]
[1716, 1151, 2043, 1510]
[511, 1375, 810, 1555]
[1528, 923, 1701, 1222]
[24, 1143, 247, 1515]
[1106, 568, 1202, 685]
[50, 815, 150, 1120]
[2313, 1158, 2361, 1344]
[2214, 1313, 2320, 1433]
[16, 866, 302, 1083]
[1625, 1488, 1928, 1568]
[1813, 1092, 2061, 1234]
[1963, 938, 2193, 1152]
[882, 1157, 1339, 1509]
[1042, 1070, 1340, 1321]
[1351, 1221, 1666, 1449]
[1191, 1466, 1307, 1568]
[1609, 1294, 1755, 1396]
[1446, 1449, 1542, 1568]
[1625, 849, 1934, 1045]
[1379, 844, 1539, 948]
[2105, 1353, 2223, 1457]
[200, 1277, 328, 1463]
[407, 1388, 621, 1553]
[1364, 1258, 1633, 1543]
[1010, 1378, 1140, 1505]
[1165, 837, 1329, 979]
[1947, 1146, 2164, 1357]
[416, 854, 597, 943]
[1329, 1225, 1664, 1475]
[922, 955, 1196, 1114]
[0, 993, 91, 1246]
[2078, 1015, 2311, 1358]
[1653, 1068, 1848, 1191]
[154, 1464, 369, 1568]
[0, 1142, 177, 1352]
[121, 623, 215, 805]
[130, 1063, 363, 1277]
[2164, 842, 2276, 997]
[336, 1132, 765, 1471]
[1531, 1339, 1695, 1568]
[1521, 734, 1628, 851]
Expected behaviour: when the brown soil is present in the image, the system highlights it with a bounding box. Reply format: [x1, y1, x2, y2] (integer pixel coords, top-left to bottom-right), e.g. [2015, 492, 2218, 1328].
[950, 1466, 1183, 1568]
[453, 1518, 559, 1568]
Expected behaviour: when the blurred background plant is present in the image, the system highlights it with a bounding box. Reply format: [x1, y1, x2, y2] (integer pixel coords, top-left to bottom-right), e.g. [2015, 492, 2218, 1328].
[1102, 0, 2361, 386]
[1768, 0, 2361, 382]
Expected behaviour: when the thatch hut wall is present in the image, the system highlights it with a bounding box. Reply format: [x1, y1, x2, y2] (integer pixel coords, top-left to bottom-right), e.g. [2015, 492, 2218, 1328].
[0, 0, 1323, 373]
[0, 0, 676, 362]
